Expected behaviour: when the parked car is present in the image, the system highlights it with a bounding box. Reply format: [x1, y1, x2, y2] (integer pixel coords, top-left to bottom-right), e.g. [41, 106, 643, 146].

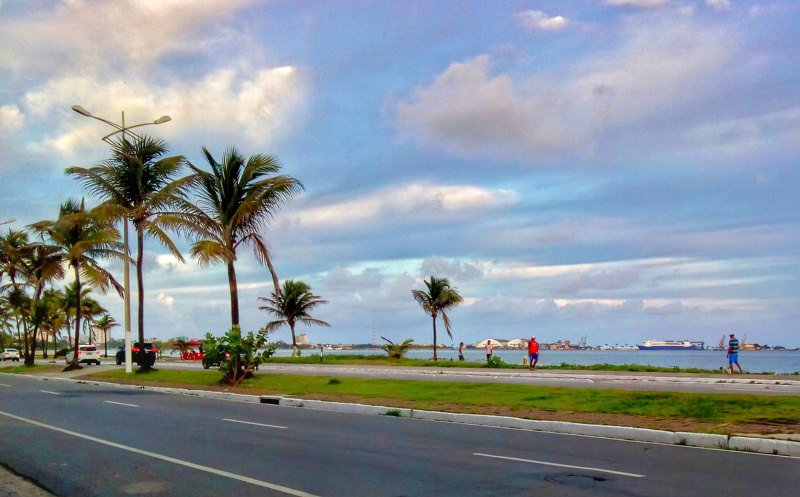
[65, 344, 101, 365]
[2, 348, 20, 361]
[116, 342, 158, 366]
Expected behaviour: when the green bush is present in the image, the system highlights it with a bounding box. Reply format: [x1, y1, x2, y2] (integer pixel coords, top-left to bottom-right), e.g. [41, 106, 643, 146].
[205, 326, 276, 385]
[485, 356, 506, 368]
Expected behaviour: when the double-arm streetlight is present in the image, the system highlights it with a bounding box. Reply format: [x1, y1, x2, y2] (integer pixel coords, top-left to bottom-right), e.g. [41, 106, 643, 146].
[71, 104, 172, 373]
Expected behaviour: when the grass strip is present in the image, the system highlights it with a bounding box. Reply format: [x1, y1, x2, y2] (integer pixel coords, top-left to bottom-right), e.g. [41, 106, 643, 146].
[87, 368, 800, 430]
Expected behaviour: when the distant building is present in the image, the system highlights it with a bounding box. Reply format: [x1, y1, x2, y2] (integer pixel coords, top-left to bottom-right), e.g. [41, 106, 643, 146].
[506, 338, 528, 349]
[476, 338, 507, 348]
[297, 334, 309, 345]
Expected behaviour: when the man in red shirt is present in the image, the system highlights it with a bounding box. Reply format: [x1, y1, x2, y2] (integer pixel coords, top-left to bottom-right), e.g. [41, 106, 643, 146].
[528, 336, 539, 370]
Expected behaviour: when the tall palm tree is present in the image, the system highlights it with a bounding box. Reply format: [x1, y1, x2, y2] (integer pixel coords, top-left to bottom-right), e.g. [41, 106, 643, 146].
[258, 280, 329, 356]
[95, 313, 119, 357]
[411, 276, 463, 361]
[186, 147, 303, 327]
[67, 135, 190, 364]
[30, 199, 123, 370]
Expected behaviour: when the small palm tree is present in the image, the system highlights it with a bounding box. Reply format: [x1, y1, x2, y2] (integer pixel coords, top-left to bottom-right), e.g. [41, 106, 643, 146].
[258, 280, 329, 356]
[381, 337, 414, 359]
[411, 276, 463, 361]
[30, 199, 123, 370]
[185, 147, 303, 327]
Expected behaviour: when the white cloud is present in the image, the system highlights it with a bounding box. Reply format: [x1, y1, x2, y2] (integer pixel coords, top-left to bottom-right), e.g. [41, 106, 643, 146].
[0, 0, 256, 74]
[604, 0, 670, 7]
[156, 292, 175, 309]
[0, 105, 23, 132]
[706, 0, 731, 11]
[395, 21, 732, 163]
[514, 10, 568, 32]
[419, 257, 483, 281]
[284, 182, 518, 231]
[26, 65, 304, 155]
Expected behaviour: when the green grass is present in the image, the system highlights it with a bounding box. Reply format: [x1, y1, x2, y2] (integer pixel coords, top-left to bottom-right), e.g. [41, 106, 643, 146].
[86, 368, 800, 431]
[0, 364, 62, 374]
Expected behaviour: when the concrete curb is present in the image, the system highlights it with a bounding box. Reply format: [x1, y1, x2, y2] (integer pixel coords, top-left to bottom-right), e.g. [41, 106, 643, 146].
[18, 374, 800, 458]
[271, 396, 797, 456]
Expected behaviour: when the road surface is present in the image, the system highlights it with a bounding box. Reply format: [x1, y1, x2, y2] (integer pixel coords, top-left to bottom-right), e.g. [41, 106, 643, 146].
[1, 373, 798, 496]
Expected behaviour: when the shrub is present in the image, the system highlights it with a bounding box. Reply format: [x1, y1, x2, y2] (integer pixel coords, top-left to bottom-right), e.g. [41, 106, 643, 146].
[205, 326, 276, 385]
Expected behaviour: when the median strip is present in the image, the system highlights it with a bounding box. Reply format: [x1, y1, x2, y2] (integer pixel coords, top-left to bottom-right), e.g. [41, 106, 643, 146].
[474, 452, 646, 478]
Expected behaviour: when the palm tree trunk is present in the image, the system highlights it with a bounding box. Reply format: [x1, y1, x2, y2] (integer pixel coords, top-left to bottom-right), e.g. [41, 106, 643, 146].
[432, 314, 438, 361]
[68, 267, 82, 369]
[289, 320, 298, 356]
[227, 259, 239, 326]
[263, 251, 281, 297]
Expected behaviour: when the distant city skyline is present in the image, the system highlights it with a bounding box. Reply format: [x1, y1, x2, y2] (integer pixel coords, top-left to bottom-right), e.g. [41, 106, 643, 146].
[1, 1, 799, 347]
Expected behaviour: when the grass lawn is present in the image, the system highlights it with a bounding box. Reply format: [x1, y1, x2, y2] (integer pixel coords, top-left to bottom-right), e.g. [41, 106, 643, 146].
[86, 368, 800, 435]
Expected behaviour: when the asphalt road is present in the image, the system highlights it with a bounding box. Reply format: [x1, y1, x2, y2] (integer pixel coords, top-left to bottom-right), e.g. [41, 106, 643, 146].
[1, 374, 798, 496]
[157, 361, 800, 396]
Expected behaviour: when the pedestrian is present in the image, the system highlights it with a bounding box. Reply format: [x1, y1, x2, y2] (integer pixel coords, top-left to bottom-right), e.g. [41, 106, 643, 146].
[458, 342, 465, 361]
[485, 340, 493, 361]
[727, 333, 743, 374]
[528, 336, 539, 370]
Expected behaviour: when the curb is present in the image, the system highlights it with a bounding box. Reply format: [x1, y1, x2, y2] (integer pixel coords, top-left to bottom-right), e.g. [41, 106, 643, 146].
[21, 374, 800, 458]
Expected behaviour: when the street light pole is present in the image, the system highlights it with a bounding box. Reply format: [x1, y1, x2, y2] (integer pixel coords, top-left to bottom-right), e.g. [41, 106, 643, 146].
[71, 105, 172, 373]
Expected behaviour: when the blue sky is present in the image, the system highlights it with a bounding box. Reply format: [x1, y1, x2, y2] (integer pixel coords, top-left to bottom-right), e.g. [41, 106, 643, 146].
[1, 0, 799, 347]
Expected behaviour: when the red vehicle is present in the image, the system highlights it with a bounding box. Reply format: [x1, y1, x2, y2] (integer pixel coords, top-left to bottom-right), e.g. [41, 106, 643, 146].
[175, 339, 204, 360]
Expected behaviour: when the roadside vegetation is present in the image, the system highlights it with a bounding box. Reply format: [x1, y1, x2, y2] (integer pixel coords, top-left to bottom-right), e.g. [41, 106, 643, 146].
[82, 368, 800, 434]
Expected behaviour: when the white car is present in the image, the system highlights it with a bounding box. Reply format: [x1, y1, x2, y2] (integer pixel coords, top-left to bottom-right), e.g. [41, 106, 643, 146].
[2, 348, 20, 361]
[65, 344, 101, 365]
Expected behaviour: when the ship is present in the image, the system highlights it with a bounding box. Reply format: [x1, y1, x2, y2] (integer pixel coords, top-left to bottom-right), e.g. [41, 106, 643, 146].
[637, 340, 704, 351]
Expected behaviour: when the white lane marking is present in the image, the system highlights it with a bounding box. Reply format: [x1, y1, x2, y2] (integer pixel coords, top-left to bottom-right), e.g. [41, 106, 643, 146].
[474, 452, 646, 478]
[0, 383, 11, 387]
[223, 418, 288, 430]
[0, 410, 318, 497]
[39, 390, 60, 395]
[105, 401, 139, 408]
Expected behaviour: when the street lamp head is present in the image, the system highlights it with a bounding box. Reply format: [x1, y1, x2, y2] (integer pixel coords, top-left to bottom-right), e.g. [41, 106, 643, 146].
[154, 115, 172, 125]
[71, 104, 93, 117]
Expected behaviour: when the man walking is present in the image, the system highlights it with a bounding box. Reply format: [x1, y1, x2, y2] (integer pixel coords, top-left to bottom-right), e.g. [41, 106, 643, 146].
[727, 333, 743, 374]
[528, 336, 539, 370]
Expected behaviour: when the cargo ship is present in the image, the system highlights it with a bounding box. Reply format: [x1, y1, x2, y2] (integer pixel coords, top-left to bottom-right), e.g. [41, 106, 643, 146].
[637, 340, 704, 351]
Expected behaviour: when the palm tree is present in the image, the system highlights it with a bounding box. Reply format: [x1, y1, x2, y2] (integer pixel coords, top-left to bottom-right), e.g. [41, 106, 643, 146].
[0, 229, 32, 357]
[30, 199, 123, 370]
[411, 276, 463, 361]
[17, 241, 65, 364]
[94, 313, 119, 357]
[258, 280, 329, 356]
[66, 135, 189, 365]
[186, 147, 303, 327]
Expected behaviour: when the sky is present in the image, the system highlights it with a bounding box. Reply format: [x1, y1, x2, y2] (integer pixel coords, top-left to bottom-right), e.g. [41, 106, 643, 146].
[1, 0, 799, 348]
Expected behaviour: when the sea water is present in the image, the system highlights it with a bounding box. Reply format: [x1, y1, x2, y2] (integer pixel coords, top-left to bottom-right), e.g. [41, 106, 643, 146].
[274, 348, 800, 374]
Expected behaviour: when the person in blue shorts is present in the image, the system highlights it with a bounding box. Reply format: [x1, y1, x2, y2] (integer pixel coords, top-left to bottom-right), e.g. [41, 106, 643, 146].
[727, 333, 743, 375]
[527, 336, 539, 370]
